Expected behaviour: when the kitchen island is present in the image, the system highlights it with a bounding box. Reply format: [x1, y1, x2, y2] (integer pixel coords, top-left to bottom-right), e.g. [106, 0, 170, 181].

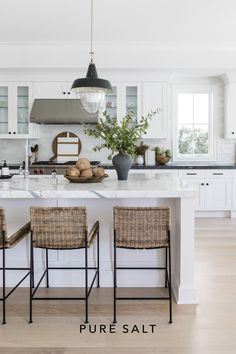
[0, 173, 197, 304]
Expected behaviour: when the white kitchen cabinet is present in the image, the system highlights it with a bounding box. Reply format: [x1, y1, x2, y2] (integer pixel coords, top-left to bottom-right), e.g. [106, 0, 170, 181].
[179, 172, 204, 210]
[224, 83, 236, 139]
[204, 178, 231, 210]
[104, 82, 141, 124]
[104, 83, 122, 119]
[179, 170, 232, 210]
[122, 82, 141, 124]
[184, 178, 204, 210]
[34, 82, 76, 99]
[142, 82, 168, 139]
[230, 171, 236, 210]
[0, 82, 39, 139]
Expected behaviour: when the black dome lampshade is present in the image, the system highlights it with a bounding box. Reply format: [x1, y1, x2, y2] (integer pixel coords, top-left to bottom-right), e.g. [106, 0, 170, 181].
[71, 61, 112, 114]
[71, 0, 112, 114]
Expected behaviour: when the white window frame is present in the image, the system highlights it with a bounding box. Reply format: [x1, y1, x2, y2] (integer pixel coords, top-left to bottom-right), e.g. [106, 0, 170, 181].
[173, 85, 218, 162]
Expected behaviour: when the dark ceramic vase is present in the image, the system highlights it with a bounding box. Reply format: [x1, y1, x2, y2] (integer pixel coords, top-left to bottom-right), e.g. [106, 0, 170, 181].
[112, 153, 133, 180]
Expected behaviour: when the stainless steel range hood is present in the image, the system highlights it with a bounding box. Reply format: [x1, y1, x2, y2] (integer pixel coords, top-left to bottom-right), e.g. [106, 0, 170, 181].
[30, 99, 98, 124]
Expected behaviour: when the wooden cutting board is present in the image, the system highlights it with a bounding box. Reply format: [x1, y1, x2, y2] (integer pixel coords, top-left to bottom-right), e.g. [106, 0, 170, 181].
[50, 132, 82, 161]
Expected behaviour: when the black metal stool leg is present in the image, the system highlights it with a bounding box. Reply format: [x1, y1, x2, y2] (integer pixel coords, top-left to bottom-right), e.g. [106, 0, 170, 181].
[46, 249, 49, 288]
[113, 230, 117, 324]
[97, 231, 100, 288]
[165, 247, 168, 288]
[29, 232, 33, 324]
[85, 230, 88, 323]
[2, 237, 6, 325]
[31, 245, 35, 289]
[168, 235, 172, 324]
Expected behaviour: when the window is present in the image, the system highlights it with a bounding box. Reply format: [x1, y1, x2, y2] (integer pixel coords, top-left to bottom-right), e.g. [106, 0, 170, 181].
[173, 86, 215, 161]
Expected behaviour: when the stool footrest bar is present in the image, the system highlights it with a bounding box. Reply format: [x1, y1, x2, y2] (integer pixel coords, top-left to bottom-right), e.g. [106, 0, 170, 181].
[116, 297, 171, 300]
[116, 267, 166, 270]
[33, 297, 86, 301]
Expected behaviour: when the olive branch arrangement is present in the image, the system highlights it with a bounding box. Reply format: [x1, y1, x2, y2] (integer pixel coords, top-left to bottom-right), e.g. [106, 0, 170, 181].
[84, 110, 159, 160]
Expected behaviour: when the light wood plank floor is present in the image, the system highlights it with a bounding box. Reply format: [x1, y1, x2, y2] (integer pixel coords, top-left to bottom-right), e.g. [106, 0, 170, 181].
[0, 218, 236, 354]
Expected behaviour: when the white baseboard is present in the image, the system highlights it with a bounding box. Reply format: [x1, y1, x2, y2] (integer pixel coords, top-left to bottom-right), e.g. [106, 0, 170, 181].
[195, 211, 231, 218]
[172, 276, 198, 305]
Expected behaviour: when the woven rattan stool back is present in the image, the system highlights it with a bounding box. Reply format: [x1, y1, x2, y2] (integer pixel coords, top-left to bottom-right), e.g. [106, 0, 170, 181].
[30, 207, 87, 249]
[0, 208, 6, 232]
[113, 207, 170, 249]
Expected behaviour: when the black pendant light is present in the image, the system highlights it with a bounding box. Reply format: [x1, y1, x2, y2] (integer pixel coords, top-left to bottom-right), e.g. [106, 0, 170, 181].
[71, 0, 112, 114]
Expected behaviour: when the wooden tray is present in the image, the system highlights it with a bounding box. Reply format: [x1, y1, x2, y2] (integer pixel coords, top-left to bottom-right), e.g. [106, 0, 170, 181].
[64, 174, 108, 183]
[50, 132, 82, 161]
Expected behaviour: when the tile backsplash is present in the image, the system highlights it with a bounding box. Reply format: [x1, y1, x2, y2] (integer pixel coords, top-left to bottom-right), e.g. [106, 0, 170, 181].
[0, 125, 111, 165]
[0, 126, 235, 165]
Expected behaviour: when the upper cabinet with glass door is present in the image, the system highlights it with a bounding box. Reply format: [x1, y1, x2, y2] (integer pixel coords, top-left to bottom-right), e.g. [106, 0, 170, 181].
[124, 85, 141, 125]
[103, 83, 141, 125]
[104, 86, 119, 118]
[17, 86, 29, 135]
[0, 83, 39, 139]
[0, 86, 9, 135]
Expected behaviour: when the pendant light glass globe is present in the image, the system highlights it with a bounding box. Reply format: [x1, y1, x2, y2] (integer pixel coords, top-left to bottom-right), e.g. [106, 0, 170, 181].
[78, 89, 105, 114]
[71, 62, 112, 114]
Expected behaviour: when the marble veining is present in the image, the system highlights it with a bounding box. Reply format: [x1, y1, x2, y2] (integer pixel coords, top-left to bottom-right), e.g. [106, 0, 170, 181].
[0, 173, 195, 199]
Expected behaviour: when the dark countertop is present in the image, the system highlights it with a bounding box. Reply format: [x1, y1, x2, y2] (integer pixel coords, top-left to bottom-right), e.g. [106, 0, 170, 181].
[3, 162, 236, 170]
[102, 163, 236, 170]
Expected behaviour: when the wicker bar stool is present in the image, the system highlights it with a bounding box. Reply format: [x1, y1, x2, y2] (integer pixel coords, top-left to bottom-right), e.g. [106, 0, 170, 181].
[29, 207, 99, 324]
[0, 208, 30, 324]
[113, 206, 172, 324]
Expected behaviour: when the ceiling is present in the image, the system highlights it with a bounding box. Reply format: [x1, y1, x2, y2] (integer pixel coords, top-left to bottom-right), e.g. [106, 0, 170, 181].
[1, 0, 236, 46]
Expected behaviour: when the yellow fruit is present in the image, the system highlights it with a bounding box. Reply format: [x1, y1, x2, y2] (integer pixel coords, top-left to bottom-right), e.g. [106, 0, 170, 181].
[80, 168, 93, 178]
[92, 167, 105, 177]
[66, 167, 80, 177]
[76, 158, 91, 171]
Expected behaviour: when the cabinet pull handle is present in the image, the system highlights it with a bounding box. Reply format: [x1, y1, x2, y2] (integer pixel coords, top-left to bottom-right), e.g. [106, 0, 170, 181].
[63, 91, 66, 95]
[213, 173, 223, 175]
[232, 132, 235, 135]
[206, 183, 209, 186]
[186, 173, 197, 175]
[201, 183, 204, 186]
[8, 132, 11, 134]
[13, 132, 16, 134]
[68, 91, 71, 95]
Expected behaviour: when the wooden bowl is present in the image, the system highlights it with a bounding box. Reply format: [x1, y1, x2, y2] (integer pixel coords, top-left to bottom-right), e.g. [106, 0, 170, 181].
[64, 174, 108, 183]
[155, 154, 171, 165]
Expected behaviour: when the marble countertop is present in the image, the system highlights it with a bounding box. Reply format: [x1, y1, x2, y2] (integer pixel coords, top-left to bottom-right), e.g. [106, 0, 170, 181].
[0, 174, 195, 199]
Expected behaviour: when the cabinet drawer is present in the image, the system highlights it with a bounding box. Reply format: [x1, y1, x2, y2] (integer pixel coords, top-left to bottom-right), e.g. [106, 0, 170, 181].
[179, 169, 232, 179]
[179, 170, 205, 178]
[204, 170, 232, 178]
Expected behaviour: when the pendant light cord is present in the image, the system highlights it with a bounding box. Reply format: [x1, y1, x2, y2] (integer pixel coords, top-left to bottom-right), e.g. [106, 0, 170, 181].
[89, 0, 94, 63]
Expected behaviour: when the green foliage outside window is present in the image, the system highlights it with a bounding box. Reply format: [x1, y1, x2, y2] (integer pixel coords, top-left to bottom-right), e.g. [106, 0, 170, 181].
[178, 127, 208, 155]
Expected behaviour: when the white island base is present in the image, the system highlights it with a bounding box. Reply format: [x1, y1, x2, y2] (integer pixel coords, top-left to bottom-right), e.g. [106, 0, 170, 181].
[0, 173, 197, 304]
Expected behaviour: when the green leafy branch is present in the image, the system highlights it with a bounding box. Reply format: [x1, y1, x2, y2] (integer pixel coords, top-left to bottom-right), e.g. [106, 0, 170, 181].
[84, 110, 158, 160]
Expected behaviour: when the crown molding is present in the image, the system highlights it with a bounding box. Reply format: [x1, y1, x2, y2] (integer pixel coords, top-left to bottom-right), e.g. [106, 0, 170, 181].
[0, 42, 236, 72]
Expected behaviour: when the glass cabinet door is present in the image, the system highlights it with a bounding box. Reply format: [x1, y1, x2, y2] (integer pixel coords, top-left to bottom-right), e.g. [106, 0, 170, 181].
[17, 86, 29, 134]
[126, 86, 138, 124]
[105, 86, 117, 118]
[0, 86, 9, 134]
